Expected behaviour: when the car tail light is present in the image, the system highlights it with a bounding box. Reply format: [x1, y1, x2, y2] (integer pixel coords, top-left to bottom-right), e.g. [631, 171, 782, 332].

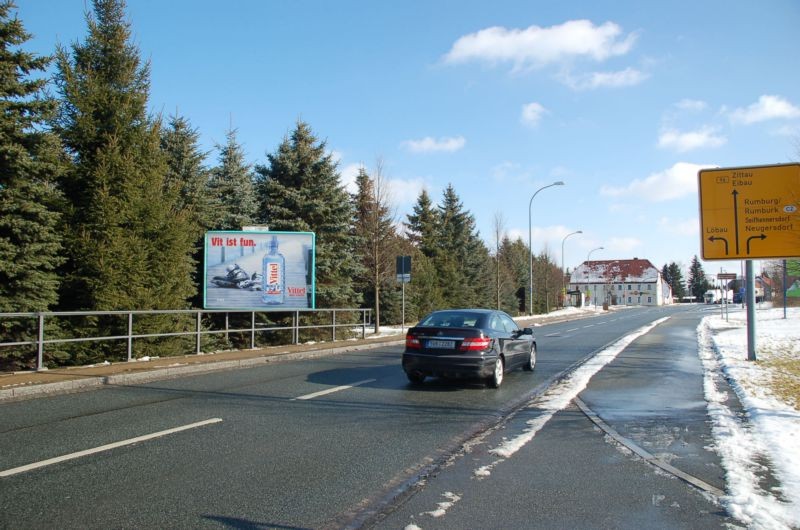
[406, 334, 421, 349]
[459, 337, 491, 351]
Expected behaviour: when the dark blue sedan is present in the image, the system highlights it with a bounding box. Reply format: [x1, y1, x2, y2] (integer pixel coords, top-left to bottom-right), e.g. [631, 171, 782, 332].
[402, 309, 536, 388]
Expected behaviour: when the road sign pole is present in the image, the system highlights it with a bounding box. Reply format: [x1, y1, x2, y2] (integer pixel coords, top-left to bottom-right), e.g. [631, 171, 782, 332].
[746, 260, 757, 361]
[784, 259, 788, 320]
[402, 281, 406, 335]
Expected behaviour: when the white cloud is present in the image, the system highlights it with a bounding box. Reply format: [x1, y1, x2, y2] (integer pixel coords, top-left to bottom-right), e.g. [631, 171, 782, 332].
[505, 228, 526, 243]
[387, 178, 428, 206]
[443, 19, 637, 71]
[675, 99, 708, 112]
[772, 124, 800, 137]
[491, 161, 523, 181]
[560, 67, 648, 90]
[608, 237, 642, 254]
[729, 95, 800, 124]
[401, 136, 466, 154]
[338, 162, 362, 194]
[659, 216, 699, 236]
[521, 102, 547, 127]
[658, 127, 726, 152]
[600, 162, 715, 202]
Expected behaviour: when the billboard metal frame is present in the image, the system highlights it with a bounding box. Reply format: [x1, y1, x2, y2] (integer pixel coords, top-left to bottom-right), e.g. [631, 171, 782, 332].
[203, 231, 315, 311]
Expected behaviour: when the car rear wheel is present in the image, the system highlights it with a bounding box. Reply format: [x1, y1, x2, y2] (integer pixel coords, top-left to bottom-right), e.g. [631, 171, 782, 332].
[406, 371, 426, 385]
[488, 357, 504, 388]
[523, 343, 537, 372]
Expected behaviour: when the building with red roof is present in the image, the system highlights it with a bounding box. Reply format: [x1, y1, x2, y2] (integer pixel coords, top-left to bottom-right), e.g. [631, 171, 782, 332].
[568, 258, 673, 307]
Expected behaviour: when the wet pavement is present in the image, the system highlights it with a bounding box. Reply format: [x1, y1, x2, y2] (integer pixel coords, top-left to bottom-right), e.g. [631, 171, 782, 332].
[579, 309, 728, 490]
[372, 308, 739, 529]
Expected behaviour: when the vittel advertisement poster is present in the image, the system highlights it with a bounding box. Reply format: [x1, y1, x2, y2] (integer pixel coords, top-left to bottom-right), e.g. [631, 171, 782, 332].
[203, 231, 315, 310]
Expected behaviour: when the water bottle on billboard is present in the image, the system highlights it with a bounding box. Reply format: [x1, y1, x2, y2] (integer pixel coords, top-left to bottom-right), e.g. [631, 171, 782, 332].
[262, 235, 285, 304]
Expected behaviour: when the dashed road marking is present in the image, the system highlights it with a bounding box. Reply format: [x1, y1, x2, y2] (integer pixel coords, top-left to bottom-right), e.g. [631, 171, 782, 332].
[293, 379, 376, 401]
[0, 418, 223, 478]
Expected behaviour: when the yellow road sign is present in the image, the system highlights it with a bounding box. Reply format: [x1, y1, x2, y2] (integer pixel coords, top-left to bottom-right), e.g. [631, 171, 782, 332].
[698, 163, 800, 260]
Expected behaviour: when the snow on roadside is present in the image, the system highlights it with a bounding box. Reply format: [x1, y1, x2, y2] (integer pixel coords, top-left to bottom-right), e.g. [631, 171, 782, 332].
[699, 306, 800, 529]
[358, 305, 622, 339]
[489, 316, 670, 459]
[405, 316, 671, 529]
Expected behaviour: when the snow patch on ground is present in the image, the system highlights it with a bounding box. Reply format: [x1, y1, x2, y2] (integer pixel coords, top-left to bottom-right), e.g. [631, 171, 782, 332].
[699, 307, 800, 529]
[360, 305, 627, 339]
[422, 491, 461, 518]
[489, 317, 670, 460]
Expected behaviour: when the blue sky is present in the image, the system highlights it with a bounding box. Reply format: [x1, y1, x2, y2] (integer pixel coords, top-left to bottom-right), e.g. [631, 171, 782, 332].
[17, 1, 800, 280]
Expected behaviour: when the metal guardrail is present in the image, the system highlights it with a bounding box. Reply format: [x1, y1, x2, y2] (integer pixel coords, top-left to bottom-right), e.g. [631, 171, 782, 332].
[0, 308, 372, 371]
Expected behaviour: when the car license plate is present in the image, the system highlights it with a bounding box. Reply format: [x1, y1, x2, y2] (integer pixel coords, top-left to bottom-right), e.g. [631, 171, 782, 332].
[427, 339, 455, 349]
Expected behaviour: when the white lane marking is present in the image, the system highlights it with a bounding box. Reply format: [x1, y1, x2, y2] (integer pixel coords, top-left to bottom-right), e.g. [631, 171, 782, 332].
[0, 418, 223, 478]
[583, 324, 595, 328]
[545, 333, 560, 337]
[292, 379, 376, 401]
[566, 328, 580, 332]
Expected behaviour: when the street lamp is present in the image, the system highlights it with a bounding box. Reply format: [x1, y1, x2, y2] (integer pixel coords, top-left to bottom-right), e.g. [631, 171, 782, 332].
[529, 181, 565, 315]
[561, 230, 582, 307]
[587, 246, 604, 262]
[586, 246, 604, 307]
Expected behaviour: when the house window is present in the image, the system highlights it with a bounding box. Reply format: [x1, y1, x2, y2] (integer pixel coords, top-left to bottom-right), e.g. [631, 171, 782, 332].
[648, 296, 653, 303]
[627, 285, 632, 290]
[647, 284, 652, 290]
[618, 284, 622, 291]
[627, 296, 632, 303]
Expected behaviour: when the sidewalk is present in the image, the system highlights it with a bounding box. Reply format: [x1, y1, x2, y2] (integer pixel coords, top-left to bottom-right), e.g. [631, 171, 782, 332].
[0, 308, 603, 402]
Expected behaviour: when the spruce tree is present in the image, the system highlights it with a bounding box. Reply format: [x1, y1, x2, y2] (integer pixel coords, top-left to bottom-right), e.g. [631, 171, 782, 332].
[208, 128, 256, 230]
[161, 113, 211, 231]
[688, 255, 710, 301]
[404, 189, 439, 258]
[662, 262, 686, 301]
[54, 0, 195, 310]
[435, 184, 491, 308]
[534, 249, 562, 313]
[161, 113, 211, 304]
[255, 120, 359, 308]
[404, 249, 443, 320]
[352, 164, 397, 331]
[499, 237, 531, 314]
[0, 1, 64, 313]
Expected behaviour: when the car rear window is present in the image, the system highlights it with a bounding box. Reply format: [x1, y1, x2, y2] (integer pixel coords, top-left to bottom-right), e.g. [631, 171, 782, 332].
[419, 312, 481, 328]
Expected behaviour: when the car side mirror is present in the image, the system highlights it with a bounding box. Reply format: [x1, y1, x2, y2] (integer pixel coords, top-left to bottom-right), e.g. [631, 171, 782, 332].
[521, 327, 534, 336]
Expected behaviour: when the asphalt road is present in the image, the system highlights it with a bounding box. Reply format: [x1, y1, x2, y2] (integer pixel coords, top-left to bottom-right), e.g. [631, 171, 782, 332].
[0, 305, 737, 529]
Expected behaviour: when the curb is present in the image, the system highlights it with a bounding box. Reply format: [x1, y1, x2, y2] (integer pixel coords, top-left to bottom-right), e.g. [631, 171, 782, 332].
[0, 339, 405, 403]
[1, 308, 617, 403]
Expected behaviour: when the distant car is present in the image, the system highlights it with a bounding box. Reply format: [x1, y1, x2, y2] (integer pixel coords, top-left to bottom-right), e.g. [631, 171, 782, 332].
[402, 309, 536, 388]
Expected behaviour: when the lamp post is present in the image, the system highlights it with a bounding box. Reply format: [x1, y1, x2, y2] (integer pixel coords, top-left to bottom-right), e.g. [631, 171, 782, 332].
[529, 181, 565, 315]
[561, 230, 582, 308]
[586, 246, 604, 307]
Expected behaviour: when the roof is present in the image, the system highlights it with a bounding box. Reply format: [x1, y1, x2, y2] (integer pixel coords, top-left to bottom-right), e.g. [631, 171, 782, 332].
[571, 258, 661, 283]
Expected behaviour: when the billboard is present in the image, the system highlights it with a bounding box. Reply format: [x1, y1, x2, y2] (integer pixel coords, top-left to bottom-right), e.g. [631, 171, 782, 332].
[204, 231, 315, 310]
